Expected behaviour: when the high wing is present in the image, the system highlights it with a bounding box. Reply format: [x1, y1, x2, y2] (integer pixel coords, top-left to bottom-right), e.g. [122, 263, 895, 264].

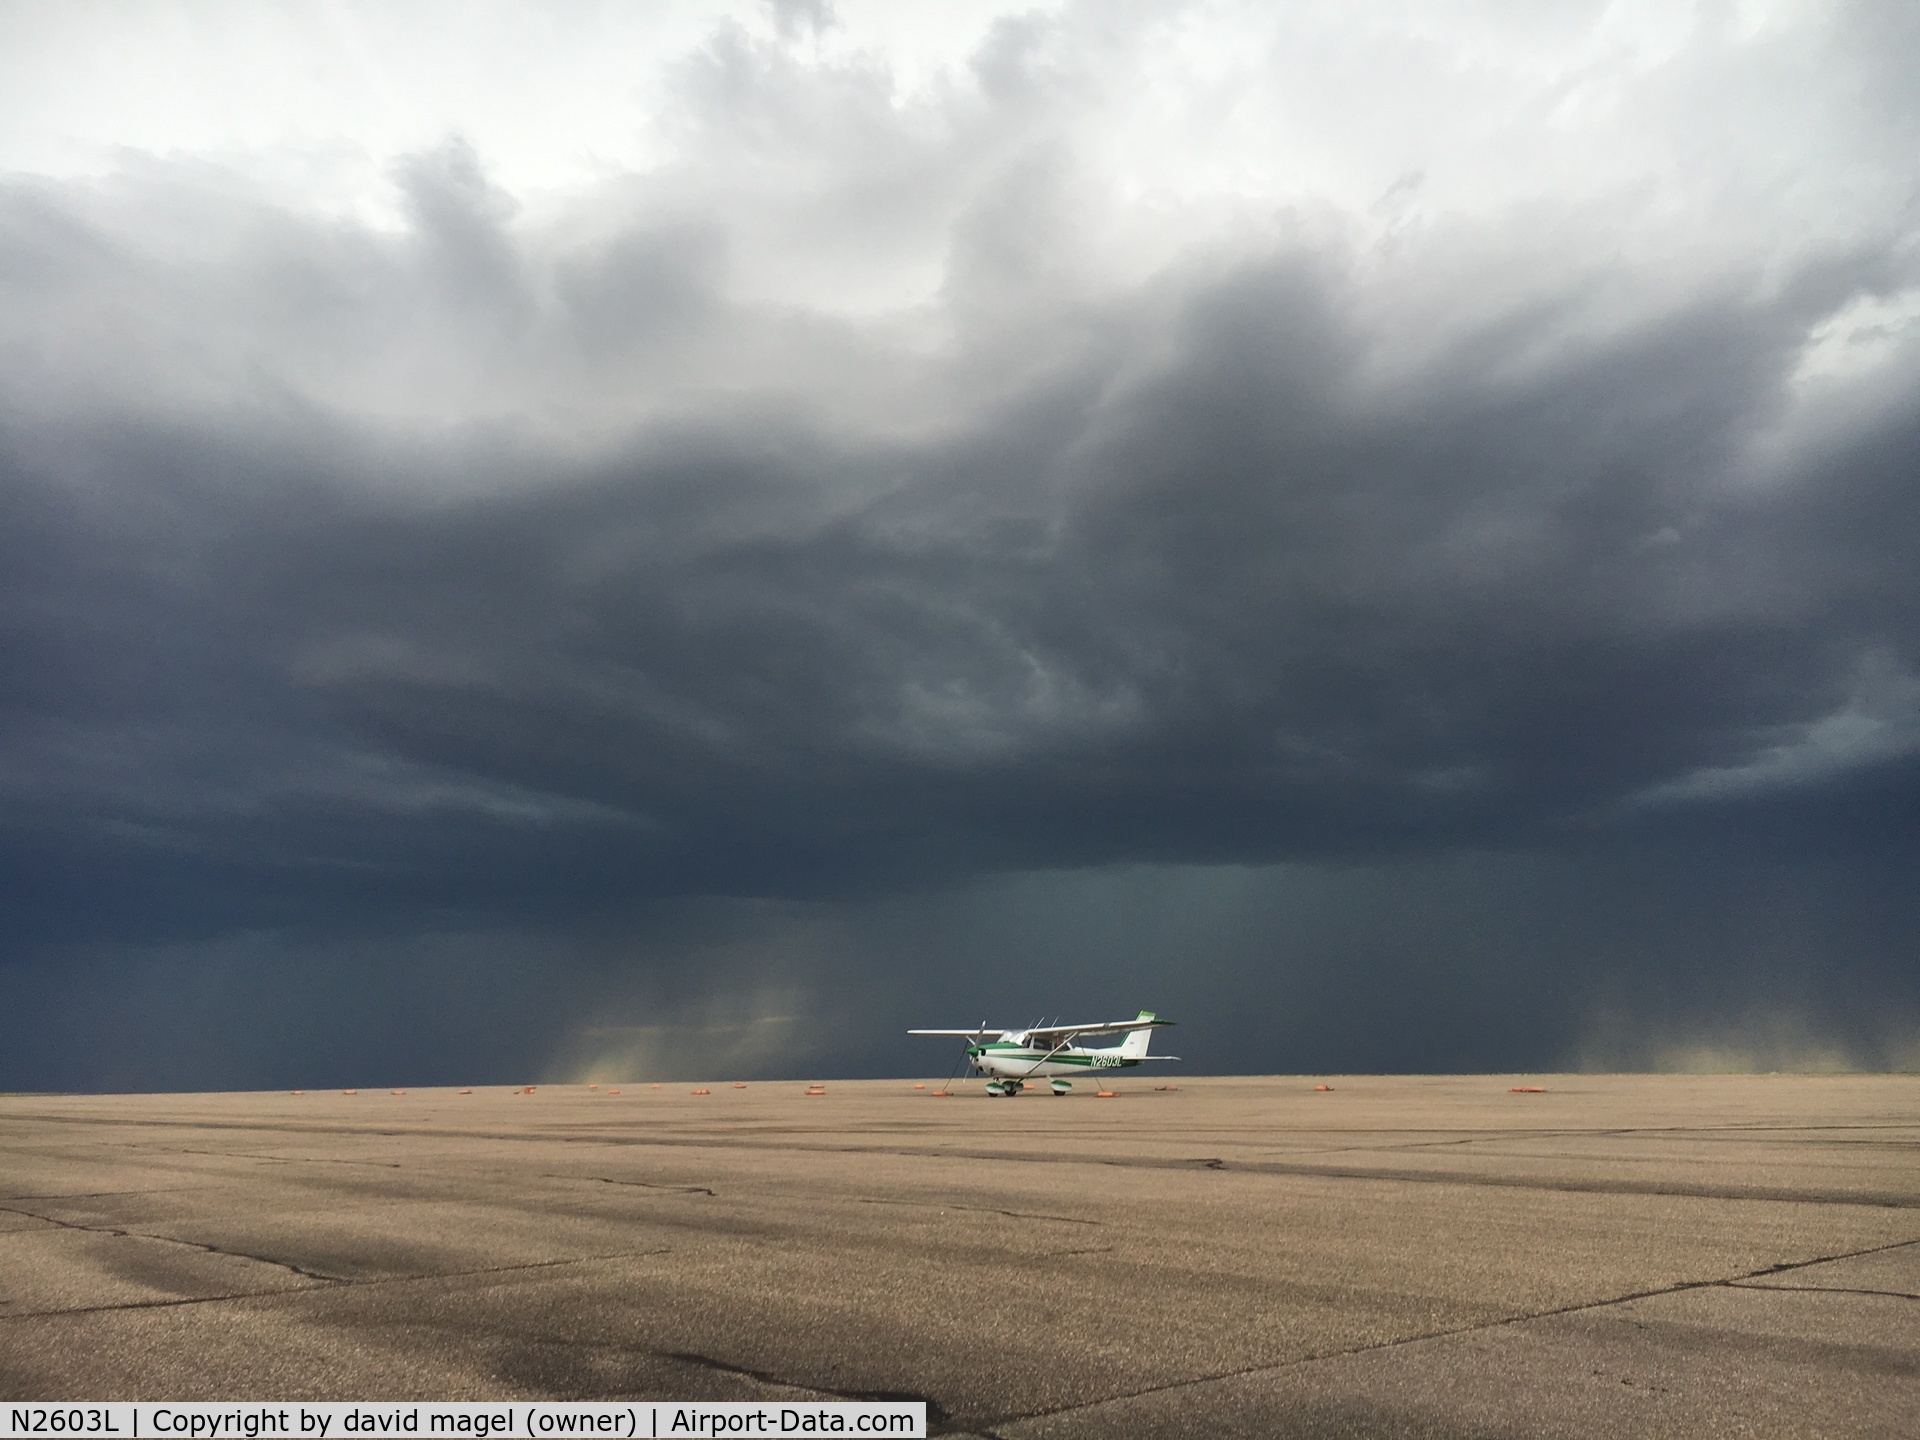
[907, 1016, 1177, 1046]
[1022, 1016, 1177, 1049]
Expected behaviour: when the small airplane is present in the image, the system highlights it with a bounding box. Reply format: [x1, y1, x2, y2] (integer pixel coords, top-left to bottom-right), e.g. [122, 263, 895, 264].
[908, 1011, 1179, 1095]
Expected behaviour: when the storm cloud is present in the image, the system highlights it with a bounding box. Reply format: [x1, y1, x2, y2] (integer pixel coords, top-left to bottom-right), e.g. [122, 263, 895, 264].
[2, 1, 1917, 1088]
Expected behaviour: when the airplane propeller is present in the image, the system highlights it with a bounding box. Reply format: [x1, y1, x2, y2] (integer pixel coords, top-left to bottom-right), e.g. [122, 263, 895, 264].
[936, 1028, 983, 1094]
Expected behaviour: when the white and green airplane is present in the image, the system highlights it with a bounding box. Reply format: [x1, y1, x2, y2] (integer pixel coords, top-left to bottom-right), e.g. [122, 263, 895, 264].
[909, 1011, 1179, 1096]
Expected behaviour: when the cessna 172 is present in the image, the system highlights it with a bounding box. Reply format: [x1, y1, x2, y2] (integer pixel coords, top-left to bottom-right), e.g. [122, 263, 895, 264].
[908, 1011, 1178, 1095]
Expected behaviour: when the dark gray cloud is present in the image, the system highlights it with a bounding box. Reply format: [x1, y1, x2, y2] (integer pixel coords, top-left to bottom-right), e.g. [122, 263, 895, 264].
[2, 3, 1917, 1088]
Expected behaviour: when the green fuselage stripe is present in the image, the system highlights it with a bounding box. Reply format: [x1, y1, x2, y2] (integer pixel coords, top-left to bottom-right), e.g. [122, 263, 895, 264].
[971, 1048, 1139, 1068]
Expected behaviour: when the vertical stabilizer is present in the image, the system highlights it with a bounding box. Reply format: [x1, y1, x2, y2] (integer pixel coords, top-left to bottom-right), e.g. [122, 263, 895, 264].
[1120, 1010, 1157, 1059]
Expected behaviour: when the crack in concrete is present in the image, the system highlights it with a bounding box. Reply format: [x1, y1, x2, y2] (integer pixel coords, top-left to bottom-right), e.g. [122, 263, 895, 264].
[551, 1175, 717, 1197]
[857, 1198, 1102, 1226]
[1372, 1135, 1502, 1152]
[972, 1234, 1920, 1432]
[1071, 1153, 1920, 1210]
[660, 1352, 954, 1433]
[0, 1202, 346, 1283]
[1726, 1281, 1920, 1301]
[1, 1187, 225, 1202]
[0, 1247, 679, 1323]
[166, 1148, 406, 1169]
[1135, 1124, 1920, 1165]
[659, 1349, 844, 1394]
[0, 1285, 324, 1322]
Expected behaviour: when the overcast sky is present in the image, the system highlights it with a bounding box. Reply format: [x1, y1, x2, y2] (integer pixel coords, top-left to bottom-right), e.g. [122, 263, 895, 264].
[3, 0, 1917, 1090]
